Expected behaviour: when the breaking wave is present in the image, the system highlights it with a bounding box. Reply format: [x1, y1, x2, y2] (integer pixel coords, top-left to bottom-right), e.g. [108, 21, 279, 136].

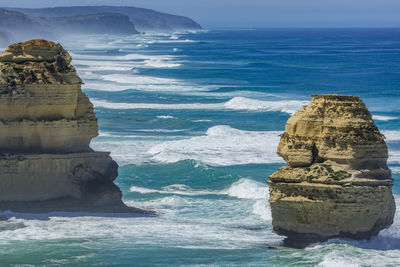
[92, 96, 307, 115]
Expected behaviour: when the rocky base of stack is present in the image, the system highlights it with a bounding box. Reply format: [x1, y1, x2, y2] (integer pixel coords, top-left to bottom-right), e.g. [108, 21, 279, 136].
[269, 175, 395, 248]
[0, 152, 146, 213]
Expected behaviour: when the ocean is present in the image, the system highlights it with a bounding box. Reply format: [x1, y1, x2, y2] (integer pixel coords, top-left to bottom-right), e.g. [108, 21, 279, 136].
[1, 29, 400, 266]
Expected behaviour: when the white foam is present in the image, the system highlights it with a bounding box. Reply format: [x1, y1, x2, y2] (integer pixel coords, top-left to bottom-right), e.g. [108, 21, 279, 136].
[143, 59, 181, 68]
[97, 74, 209, 92]
[382, 130, 400, 142]
[130, 184, 220, 196]
[130, 178, 272, 223]
[147, 39, 195, 44]
[224, 97, 308, 115]
[224, 178, 269, 200]
[391, 167, 400, 174]
[373, 115, 398, 121]
[147, 125, 283, 166]
[305, 195, 400, 264]
[72, 59, 134, 71]
[318, 252, 361, 267]
[101, 74, 178, 85]
[383, 130, 400, 164]
[91, 99, 221, 109]
[136, 129, 187, 133]
[130, 178, 268, 200]
[92, 96, 306, 114]
[252, 200, 271, 221]
[72, 53, 181, 70]
[77, 71, 100, 79]
[129, 186, 159, 194]
[0, 212, 274, 249]
[72, 53, 176, 62]
[83, 82, 134, 92]
[192, 119, 212, 122]
[156, 115, 176, 119]
[90, 138, 165, 166]
[389, 150, 400, 164]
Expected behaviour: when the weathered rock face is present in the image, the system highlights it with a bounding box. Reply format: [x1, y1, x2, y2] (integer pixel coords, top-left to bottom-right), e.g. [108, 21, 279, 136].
[269, 94, 395, 248]
[0, 39, 129, 212]
[0, 39, 96, 152]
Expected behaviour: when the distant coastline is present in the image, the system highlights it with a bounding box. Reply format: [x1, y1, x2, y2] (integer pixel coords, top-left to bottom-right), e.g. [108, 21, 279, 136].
[0, 6, 203, 45]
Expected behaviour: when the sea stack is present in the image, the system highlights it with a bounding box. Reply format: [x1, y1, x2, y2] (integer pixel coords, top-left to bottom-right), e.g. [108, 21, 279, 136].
[268, 94, 395, 248]
[0, 39, 130, 212]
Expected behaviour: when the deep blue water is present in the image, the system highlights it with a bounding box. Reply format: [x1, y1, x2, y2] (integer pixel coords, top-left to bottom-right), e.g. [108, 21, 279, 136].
[1, 29, 400, 266]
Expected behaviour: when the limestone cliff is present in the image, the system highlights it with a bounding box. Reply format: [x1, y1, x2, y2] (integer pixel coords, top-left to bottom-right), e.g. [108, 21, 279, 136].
[0, 8, 137, 41]
[268, 94, 395, 247]
[9, 6, 203, 32]
[0, 39, 135, 212]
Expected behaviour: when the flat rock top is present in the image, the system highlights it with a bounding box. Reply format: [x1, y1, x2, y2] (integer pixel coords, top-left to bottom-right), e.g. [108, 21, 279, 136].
[275, 93, 390, 179]
[0, 39, 79, 89]
[8, 39, 59, 50]
[311, 94, 361, 102]
[0, 39, 71, 63]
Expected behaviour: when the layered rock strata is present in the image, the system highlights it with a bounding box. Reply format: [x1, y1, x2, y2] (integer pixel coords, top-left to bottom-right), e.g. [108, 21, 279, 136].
[268, 94, 395, 248]
[0, 39, 136, 212]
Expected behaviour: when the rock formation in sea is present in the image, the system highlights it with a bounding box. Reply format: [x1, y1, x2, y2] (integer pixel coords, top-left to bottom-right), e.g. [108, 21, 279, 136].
[268, 94, 395, 248]
[0, 39, 135, 212]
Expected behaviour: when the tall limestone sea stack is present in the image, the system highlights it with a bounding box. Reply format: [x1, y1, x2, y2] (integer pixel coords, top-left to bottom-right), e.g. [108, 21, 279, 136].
[0, 39, 134, 212]
[269, 94, 395, 248]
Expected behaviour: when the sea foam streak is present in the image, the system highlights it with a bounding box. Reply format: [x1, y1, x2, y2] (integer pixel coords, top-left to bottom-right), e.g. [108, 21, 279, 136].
[129, 178, 271, 222]
[143, 59, 182, 68]
[382, 130, 400, 142]
[92, 97, 307, 114]
[0, 178, 274, 249]
[93, 74, 209, 92]
[373, 115, 398, 121]
[224, 97, 308, 115]
[129, 178, 268, 199]
[91, 126, 283, 166]
[72, 53, 182, 70]
[101, 74, 178, 85]
[147, 125, 283, 166]
[90, 138, 166, 166]
[71, 53, 177, 61]
[130, 184, 220, 196]
[223, 178, 269, 200]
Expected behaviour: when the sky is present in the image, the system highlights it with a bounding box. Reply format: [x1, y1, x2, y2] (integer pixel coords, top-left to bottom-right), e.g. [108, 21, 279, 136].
[1, 0, 400, 28]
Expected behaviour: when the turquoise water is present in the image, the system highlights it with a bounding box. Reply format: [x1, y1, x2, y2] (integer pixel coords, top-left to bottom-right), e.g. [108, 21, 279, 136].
[1, 29, 400, 266]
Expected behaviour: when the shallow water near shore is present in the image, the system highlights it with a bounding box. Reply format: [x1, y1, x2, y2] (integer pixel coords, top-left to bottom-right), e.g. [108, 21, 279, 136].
[1, 29, 400, 266]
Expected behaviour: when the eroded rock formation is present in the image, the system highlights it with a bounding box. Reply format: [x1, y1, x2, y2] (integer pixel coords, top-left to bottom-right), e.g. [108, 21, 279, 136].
[0, 39, 133, 212]
[269, 94, 395, 248]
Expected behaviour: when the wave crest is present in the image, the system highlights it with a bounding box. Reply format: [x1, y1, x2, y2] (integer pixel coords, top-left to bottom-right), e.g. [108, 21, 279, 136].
[147, 125, 282, 166]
